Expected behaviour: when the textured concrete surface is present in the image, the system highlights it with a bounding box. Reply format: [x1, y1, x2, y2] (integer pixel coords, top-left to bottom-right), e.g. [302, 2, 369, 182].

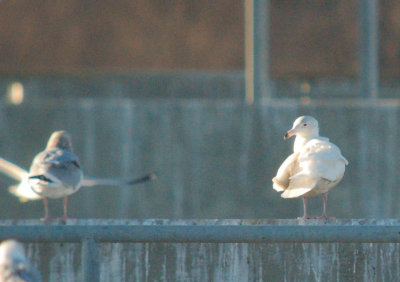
[1, 219, 400, 282]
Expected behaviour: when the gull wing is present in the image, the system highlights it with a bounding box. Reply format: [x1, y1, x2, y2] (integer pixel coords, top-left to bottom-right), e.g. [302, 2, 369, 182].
[82, 172, 156, 187]
[0, 157, 29, 181]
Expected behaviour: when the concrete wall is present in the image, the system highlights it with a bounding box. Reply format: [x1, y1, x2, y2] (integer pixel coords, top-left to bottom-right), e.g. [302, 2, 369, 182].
[0, 98, 399, 220]
[3, 219, 400, 281]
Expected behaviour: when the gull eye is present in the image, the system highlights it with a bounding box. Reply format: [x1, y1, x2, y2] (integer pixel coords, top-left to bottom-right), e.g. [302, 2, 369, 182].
[303, 123, 307, 126]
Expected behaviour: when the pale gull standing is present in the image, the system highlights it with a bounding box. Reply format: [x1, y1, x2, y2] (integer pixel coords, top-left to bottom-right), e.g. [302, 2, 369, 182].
[0, 240, 42, 282]
[27, 130, 83, 221]
[0, 132, 156, 219]
[0, 158, 156, 202]
[272, 116, 348, 219]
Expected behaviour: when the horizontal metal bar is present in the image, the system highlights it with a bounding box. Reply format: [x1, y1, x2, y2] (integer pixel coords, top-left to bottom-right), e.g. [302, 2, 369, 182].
[0, 225, 400, 243]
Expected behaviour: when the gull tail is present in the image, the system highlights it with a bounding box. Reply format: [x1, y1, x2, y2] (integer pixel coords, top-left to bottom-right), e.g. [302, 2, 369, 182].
[9, 185, 41, 202]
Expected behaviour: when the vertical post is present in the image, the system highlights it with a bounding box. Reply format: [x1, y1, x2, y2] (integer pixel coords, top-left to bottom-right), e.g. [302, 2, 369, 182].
[82, 237, 99, 282]
[359, 0, 379, 99]
[245, 0, 271, 104]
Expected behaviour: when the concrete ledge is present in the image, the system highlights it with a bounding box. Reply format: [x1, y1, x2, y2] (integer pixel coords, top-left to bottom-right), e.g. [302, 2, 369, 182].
[2, 219, 400, 281]
[3, 218, 400, 225]
[1, 219, 400, 243]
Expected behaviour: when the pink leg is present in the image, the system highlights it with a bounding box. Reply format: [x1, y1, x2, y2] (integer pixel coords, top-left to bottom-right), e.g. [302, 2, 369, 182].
[41, 197, 51, 221]
[298, 196, 311, 219]
[314, 193, 333, 220]
[322, 193, 328, 218]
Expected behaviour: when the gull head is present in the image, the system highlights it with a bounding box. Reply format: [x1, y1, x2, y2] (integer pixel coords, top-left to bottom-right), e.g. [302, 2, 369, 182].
[284, 116, 319, 140]
[0, 240, 26, 263]
[46, 130, 73, 151]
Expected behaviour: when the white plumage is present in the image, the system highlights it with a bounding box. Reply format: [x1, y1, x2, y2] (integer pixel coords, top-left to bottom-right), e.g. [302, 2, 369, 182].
[272, 116, 348, 219]
[0, 240, 42, 282]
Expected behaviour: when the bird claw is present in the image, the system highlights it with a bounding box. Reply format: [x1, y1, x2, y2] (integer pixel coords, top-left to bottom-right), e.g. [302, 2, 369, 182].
[297, 215, 336, 220]
[313, 215, 335, 220]
[40, 215, 68, 221]
[297, 216, 313, 220]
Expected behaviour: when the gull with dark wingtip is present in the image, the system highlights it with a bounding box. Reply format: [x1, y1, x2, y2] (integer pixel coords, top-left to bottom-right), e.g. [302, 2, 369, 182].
[27, 130, 83, 221]
[0, 130, 156, 220]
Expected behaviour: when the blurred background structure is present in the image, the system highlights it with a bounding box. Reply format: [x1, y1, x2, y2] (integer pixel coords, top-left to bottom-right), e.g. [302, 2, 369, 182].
[0, 0, 398, 220]
[2, 1, 400, 281]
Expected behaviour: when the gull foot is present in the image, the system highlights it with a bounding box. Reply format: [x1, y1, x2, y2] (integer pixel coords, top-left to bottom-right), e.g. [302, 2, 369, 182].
[297, 216, 313, 220]
[313, 215, 336, 220]
[56, 216, 68, 221]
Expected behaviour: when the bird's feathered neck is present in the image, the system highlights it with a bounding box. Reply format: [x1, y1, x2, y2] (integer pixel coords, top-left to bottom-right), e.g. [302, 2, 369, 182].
[293, 134, 326, 153]
[46, 131, 73, 151]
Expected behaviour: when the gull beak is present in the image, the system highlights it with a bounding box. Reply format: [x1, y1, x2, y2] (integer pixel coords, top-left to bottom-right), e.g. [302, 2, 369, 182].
[284, 128, 296, 140]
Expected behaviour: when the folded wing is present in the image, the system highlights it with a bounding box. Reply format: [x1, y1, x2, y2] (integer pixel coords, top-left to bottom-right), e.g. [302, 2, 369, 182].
[273, 139, 348, 198]
[291, 139, 348, 181]
[272, 152, 299, 192]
